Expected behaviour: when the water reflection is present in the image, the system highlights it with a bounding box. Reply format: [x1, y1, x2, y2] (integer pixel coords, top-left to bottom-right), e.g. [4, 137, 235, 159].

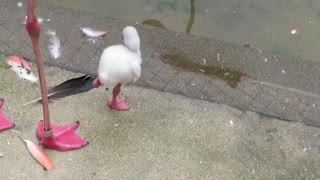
[143, 0, 195, 34]
[185, 0, 195, 33]
[43, 0, 320, 63]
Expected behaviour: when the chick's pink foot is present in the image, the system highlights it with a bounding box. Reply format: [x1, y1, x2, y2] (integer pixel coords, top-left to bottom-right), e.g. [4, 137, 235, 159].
[0, 98, 15, 132]
[107, 97, 129, 111]
[36, 120, 88, 151]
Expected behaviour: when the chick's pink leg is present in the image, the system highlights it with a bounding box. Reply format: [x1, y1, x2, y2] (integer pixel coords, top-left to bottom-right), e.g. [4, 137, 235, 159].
[92, 77, 102, 88]
[107, 83, 129, 111]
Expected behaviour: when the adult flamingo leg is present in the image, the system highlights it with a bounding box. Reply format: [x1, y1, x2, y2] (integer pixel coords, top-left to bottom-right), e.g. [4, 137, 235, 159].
[36, 120, 88, 151]
[26, 0, 88, 151]
[0, 98, 15, 132]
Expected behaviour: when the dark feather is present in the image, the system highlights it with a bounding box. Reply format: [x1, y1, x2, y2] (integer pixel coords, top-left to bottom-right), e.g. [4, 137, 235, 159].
[23, 75, 96, 105]
[47, 75, 95, 100]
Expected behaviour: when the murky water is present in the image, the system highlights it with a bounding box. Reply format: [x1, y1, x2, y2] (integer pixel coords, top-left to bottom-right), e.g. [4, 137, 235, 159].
[43, 0, 320, 63]
[160, 53, 246, 88]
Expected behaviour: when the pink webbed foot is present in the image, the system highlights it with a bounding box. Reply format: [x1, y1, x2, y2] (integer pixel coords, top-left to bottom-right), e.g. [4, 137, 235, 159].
[36, 120, 88, 151]
[0, 98, 15, 132]
[107, 97, 129, 111]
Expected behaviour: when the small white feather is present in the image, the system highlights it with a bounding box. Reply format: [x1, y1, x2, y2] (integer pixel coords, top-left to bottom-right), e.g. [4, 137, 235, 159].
[81, 27, 107, 38]
[46, 30, 61, 59]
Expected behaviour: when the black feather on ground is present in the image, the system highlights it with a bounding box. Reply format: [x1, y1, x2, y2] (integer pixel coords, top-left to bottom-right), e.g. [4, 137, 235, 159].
[23, 75, 96, 105]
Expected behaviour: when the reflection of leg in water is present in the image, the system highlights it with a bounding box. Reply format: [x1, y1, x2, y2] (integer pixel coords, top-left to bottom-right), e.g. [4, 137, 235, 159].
[144, 0, 195, 34]
[159, 1, 177, 12]
[186, 0, 195, 34]
[145, 0, 177, 12]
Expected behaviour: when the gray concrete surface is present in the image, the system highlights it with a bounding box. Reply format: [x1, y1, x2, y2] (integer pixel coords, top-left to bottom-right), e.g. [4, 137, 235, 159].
[0, 1, 320, 179]
[0, 0, 320, 126]
[1, 56, 320, 179]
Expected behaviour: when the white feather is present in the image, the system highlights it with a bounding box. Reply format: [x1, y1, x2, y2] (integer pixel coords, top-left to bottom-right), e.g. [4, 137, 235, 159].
[81, 27, 107, 38]
[46, 30, 61, 59]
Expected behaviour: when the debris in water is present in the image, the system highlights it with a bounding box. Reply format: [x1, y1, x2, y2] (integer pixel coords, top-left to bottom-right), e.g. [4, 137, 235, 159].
[264, 58, 268, 62]
[0, 152, 3, 157]
[291, 29, 298, 35]
[114, 124, 119, 127]
[243, 42, 250, 48]
[303, 147, 311, 153]
[17, 2, 23, 7]
[282, 70, 285, 73]
[202, 58, 207, 64]
[199, 69, 205, 73]
[217, 53, 220, 61]
[229, 121, 234, 127]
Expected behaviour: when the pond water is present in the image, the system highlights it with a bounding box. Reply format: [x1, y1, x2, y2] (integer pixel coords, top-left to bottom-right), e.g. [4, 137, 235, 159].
[43, 0, 320, 63]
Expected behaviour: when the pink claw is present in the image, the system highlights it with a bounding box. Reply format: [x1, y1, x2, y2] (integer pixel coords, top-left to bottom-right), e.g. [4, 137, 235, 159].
[107, 97, 129, 111]
[0, 98, 15, 132]
[36, 120, 88, 151]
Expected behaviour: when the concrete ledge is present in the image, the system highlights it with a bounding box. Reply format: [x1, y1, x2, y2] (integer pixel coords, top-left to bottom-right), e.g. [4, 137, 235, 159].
[1, 0, 320, 126]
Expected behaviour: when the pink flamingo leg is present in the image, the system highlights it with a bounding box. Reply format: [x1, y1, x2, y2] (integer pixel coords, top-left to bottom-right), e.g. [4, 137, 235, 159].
[0, 98, 15, 132]
[36, 120, 88, 151]
[26, 0, 88, 151]
[107, 83, 129, 111]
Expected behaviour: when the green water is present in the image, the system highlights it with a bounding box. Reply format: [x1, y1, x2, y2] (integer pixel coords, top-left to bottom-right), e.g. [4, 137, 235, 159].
[43, 0, 320, 63]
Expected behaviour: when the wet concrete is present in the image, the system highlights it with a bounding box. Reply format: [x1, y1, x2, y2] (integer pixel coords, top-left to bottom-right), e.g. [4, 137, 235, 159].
[160, 53, 246, 88]
[0, 1, 320, 178]
[0, 0, 318, 126]
[0, 58, 320, 179]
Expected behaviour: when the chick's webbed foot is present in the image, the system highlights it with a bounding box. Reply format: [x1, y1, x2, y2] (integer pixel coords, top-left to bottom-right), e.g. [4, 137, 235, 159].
[107, 97, 129, 111]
